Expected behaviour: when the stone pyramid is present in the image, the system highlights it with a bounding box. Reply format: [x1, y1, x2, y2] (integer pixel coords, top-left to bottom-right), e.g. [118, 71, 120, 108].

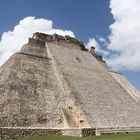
[0, 32, 140, 138]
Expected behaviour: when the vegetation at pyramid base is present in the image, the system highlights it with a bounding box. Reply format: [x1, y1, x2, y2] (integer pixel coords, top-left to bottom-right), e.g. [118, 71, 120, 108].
[9, 133, 140, 140]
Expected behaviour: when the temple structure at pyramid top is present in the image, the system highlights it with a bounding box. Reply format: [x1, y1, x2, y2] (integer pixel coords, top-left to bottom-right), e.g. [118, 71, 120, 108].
[0, 32, 140, 138]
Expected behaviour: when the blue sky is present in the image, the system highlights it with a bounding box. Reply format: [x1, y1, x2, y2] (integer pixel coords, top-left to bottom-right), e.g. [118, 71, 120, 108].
[0, 0, 140, 90]
[0, 0, 113, 39]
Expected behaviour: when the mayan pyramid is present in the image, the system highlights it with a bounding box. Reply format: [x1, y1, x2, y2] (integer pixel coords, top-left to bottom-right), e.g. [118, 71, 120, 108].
[0, 32, 140, 137]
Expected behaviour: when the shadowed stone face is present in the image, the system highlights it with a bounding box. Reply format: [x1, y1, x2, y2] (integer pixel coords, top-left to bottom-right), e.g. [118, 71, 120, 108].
[20, 38, 48, 58]
[28, 38, 45, 47]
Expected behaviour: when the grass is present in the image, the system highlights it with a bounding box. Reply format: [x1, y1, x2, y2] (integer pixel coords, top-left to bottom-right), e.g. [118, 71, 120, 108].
[8, 133, 140, 140]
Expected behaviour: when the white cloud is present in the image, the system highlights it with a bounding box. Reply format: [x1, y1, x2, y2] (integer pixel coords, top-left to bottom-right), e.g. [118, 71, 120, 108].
[0, 16, 75, 65]
[98, 37, 108, 47]
[107, 0, 140, 71]
[86, 37, 109, 56]
[86, 0, 140, 71]
[86, 38, 99, 49]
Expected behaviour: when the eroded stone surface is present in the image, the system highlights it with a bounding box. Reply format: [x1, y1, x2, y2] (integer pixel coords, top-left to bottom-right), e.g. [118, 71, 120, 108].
[0, 33, 140, 138]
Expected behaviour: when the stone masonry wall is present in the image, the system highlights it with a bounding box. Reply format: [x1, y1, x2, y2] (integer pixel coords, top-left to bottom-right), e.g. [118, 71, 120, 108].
[0, 128, 96, 139]
[1, 127, 140, 139]
[0, 128, 61, 139]
[47, 42, 140, 128]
